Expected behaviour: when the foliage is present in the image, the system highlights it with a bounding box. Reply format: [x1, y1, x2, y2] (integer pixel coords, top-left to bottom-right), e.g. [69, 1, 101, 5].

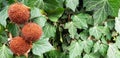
[0, 0, 120, 58]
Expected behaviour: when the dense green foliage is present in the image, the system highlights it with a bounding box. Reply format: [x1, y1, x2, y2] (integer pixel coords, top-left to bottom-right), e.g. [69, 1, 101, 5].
[0, 0, 120, 58]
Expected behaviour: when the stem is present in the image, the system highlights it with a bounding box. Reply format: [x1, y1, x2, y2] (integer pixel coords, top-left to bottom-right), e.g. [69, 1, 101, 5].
[9, 32, 12, 40]
[24, 53, 28, 58]
[68, 14, 71, 21]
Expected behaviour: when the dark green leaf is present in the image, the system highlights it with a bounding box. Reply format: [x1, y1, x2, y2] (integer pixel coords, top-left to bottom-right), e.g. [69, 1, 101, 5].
[7, 23, 19, 36]
[48, 8, 64, 22]
[45, 50, 68, 58]
[106, 19, 115, 30]
[44, 0, 64, 22]
[108, 0, 120, 16]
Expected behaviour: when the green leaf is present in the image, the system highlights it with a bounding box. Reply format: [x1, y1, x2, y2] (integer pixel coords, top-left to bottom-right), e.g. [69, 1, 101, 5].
[115, 10, 120, 34]
[7, 23, 19, 36]
[32, 37, 54, 56]
[89, 26, 102, 39]
[84, 0, 120, 25]
[66, 0, 79, 11]
[30, 7, 42, 19]
[79, 30, 89, 40]
[46, 50, 61, 58]
[0, 35, 8, 43]
[44, 0, 64, 22]
[68, 40, 83, 58]
[115, 18, 120, 34]
[83, 54, 94, 58]
[99, 44, 108, 56]
[101, 36, 107, 44]
[94, 40, 108, 56]
[0, 24, 4, 33]
[32, 55, 44, 58]
[72, 13, 88, 29]
[0, 43, 2, 47]
[99, 26, 111, 40]
[34, 0, 44, 9]
[0, 6, 8, 27]
[115, 36, 120, 49]
[106, 19, 115, 30]
[65, 13, 90, 38]
[43, 23, 56, 38]
[0, 0, 2, 3]
[0, 31, 8, 43]
[0, 45, 13, 58]
[15, 56, 26, 58]
[48, 8, 64, 22]
[33, 16, 47, 27]
[22, 0, 37, 7]
[107, 43, 120, 58]
[93, 7, 107, 25]
[108, 0, 120, 16]
[65, 22, 77, 38]
[45, 50, 68, 58]
[81, 39, 93, 54]
[93, 41, 101, 53]
[83, 53, 100, 58]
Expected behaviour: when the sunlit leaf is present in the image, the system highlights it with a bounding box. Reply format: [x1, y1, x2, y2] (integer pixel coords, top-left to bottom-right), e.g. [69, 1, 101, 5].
[66, 0, 79, 11]
[68, 40, 83, 58]
[30, 7, 42, 19]
[84, 0, 120, 25]
[43, 23, 56, 38]
[72, 13, 88, 29]
[115, 10, 120, 34]
[81, 39, 93, 54]
[33, 16, 47, 27]
[83, 53, 100, 58]
[116, 36, 120, 49]
[65, 22, 77, 38]
[0, 6, 8, 27]
[0, 45, 13, 58]
[89, 26, 102, 39]
[32, 37, 54, 56]
[107, 43, 120, 58]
